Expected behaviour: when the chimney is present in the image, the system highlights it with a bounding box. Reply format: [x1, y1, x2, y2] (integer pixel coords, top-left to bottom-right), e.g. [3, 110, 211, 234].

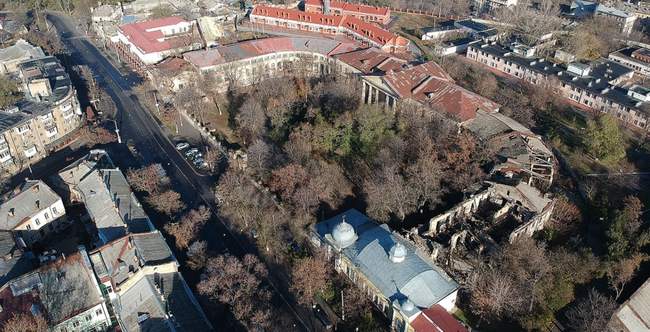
[8, 208, 14, 217]
[323, 0, 330, 14]
[35, 200, 40, 209]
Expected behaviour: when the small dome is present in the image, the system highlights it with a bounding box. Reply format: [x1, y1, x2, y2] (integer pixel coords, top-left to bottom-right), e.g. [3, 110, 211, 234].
[332, 216, 357, 248]
[401, 298, 415, 312]
[389, 242, 407, 263]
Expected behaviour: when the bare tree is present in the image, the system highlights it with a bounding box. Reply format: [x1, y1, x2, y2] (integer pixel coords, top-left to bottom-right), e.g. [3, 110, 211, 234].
[126, 164, 169, 194]
[236, 98, 267, 145]
[197, 254, 272, 330]
[164, 206, 211, 249]
[146, 190, 185, 216]
[187, 240, 208, 270]
[290, 254, 331, 306]
[1, 313, 47, 332]
[565, 289, 617, 332]
[246, 139, 273, 177]
[607, 254, 646, 300]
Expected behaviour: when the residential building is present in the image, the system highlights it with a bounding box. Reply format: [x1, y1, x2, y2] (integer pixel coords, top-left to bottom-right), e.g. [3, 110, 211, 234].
[249, 5, 410, 53]
[564, 0, 637, 34]
[91, 4, 123, 23]
[0, 39, 45, 74]
[0, 56, 83, 176]
[88, 231, 214, 331]
[609, 45, 650, 77]
[466, 41, 650, 131]
[111, 16, 203, 69]
[183, 36, 358, 91]
[304, 0, 391, 25]
[56, 150, 155, 245]
[0, 248, 112, 332]
[608, 277, 650, 332]
[0, 180, 67, 245]
[359, 61, 500, 123]
[475, 0, 519, 12]
[311, 209, 464, 332]
[0, 230, 36, 288]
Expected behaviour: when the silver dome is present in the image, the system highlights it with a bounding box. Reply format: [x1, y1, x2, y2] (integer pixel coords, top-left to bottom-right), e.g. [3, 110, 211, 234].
[389, 242, 407, 263]
[332, 217, 357, 248]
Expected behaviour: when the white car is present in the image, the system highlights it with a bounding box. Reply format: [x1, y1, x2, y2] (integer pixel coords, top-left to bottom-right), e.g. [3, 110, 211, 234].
[175, 142, 190, 150]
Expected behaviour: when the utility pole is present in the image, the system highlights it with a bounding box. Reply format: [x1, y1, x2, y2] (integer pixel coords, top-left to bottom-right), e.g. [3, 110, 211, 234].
[113, 119, 122, 143]
[341, 290, 345, 322]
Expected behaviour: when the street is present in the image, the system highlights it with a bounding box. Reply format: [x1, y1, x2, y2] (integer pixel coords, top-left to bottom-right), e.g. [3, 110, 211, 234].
[45, 12, 310, 331]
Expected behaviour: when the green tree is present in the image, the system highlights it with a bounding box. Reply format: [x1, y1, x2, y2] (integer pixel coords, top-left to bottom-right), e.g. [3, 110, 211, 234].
[584, 114, 626, 164]
[0, 76, 20, 109]
[356, 105, 396, 159]
[607, 196, 644, 260]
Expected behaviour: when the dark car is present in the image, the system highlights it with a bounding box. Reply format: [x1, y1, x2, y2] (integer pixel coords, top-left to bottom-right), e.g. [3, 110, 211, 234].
[313, 304, 333, 330]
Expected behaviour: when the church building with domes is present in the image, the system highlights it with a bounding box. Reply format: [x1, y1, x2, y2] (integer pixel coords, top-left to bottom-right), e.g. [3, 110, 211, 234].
[312, 209, 467, 332]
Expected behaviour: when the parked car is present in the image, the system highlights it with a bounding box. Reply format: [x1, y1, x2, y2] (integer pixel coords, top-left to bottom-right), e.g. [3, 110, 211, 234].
[185, 148, 199, 157]
[175, 142, 190, 150]
[313, 304, 333, 330]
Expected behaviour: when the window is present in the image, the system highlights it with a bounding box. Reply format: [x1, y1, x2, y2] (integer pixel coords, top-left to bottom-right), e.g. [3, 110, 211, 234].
[35, 218, 40, 226]
[73, 321, 79, 327]
[96, 309, 103, 316]
[44, 212, 49, 220]
[85, 314, 91, 321]
[26, 225, 31, 230]
[53, 207, 58, 215]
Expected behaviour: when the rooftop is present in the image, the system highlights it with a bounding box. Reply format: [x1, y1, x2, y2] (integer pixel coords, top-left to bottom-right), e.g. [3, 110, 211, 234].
[304, 0, 390, 16]
[411, 304, 468, 332]
[315, 209, 458, 309]
[0, 39, 45, 67]
[89, 231, 174, 287]
[19, 56, 73, 104]
[0, 231, 36, 288]
[610, 277, 650, 331]
[58, 150, 153, 244]
[472, 42, 644, 114]
[334, 47, 408, 74]
[0, 180, 62, 231]
[119, 16, 197, 54]
[251, 5, 406, 48]
[116, 272, 213, 331]
[379, 62, 500, 122]
[184, 36, 358, 69]
[0, 250, 104, 325]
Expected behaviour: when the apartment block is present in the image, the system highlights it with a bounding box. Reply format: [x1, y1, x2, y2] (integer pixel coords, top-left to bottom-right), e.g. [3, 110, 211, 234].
[304, 0, 391, 25]
[0, 55, 83, 177]
[467, 42, 650, 131]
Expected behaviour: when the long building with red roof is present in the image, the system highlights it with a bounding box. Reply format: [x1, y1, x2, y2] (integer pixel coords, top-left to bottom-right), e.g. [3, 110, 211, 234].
[250, 5, 409, 53]
[304, 0, 391, 25]
[360, 61, 500, 122]
[112, 16, 203, 69]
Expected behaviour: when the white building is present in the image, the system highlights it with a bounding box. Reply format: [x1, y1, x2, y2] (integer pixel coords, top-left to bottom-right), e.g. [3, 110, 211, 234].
[312, 209, 464, 332]
[112, 16, 202, 69]
[0, 39, 45, 75]
[0, 180, 67, 245]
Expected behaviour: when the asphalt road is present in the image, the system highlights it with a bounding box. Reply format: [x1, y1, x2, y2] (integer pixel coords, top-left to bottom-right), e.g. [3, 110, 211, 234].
[46, 13, 311, 332]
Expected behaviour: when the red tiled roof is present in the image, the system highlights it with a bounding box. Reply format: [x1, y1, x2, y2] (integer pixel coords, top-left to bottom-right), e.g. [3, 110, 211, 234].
[305, 0, 390, 16]
[383, 62, 500, 122]
[411, 305, 468, 332]
[251, 5, 404, 48]
[184, 36, 358, 68]
[335, 47, 407, 74]
[119, 16, 192, 54]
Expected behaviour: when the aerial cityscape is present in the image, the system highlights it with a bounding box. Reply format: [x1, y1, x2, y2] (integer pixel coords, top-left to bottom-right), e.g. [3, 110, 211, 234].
[0, 0, 649, 331]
